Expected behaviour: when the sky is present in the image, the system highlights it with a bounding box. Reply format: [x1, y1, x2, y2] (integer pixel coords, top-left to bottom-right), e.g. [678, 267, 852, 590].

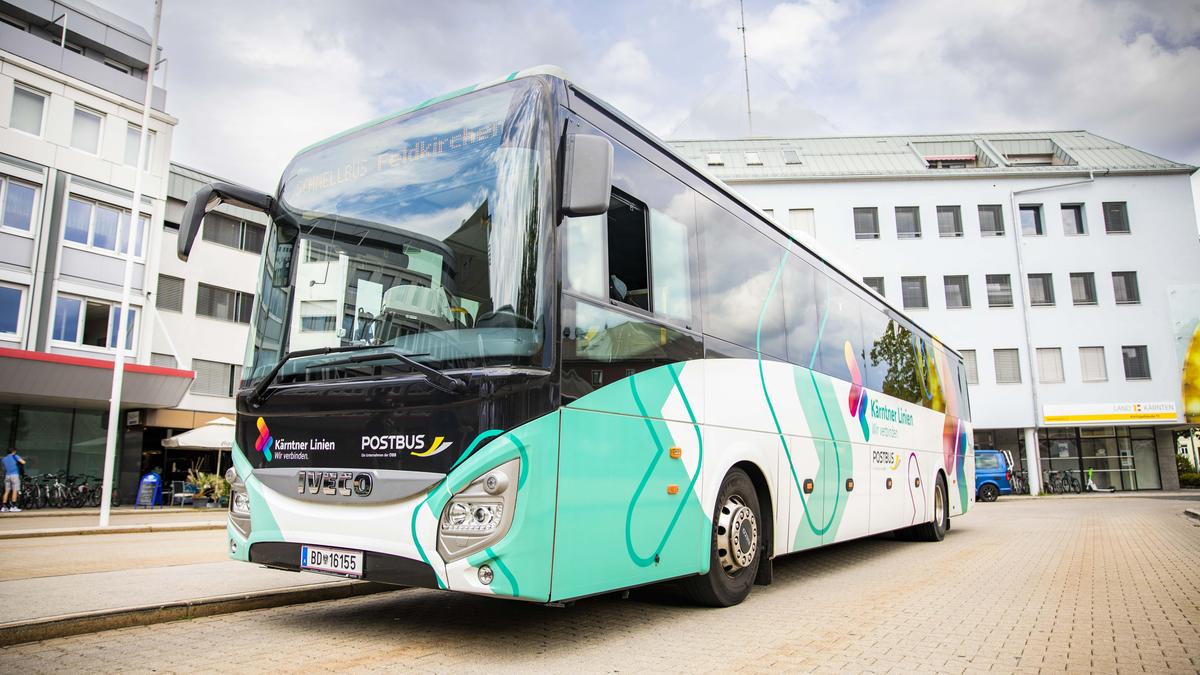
[94, 0, 1200, 214]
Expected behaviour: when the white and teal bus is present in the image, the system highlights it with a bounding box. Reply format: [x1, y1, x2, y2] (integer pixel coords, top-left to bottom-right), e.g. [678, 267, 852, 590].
[178, 66, 973, 607]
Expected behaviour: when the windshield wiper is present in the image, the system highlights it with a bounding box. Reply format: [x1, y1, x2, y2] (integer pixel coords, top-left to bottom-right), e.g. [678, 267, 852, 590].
[247, 345, 466, 407]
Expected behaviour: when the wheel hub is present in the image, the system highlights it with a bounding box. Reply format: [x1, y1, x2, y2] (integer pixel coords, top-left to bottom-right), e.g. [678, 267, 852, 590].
[717, 495, 757, 574]
[934, 483, 945, 525]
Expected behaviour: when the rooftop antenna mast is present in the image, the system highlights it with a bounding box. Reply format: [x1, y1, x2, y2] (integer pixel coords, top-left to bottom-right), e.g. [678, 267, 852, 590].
[738, 0, 753, 137]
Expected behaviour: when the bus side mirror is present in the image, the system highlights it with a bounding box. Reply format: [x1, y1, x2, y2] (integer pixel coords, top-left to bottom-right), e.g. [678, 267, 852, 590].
[562, 133, 613, 217]
[178, 181, 275, 261]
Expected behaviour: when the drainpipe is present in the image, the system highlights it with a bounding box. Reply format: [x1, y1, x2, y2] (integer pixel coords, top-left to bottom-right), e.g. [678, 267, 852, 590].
[1008, 171, 1095, 495]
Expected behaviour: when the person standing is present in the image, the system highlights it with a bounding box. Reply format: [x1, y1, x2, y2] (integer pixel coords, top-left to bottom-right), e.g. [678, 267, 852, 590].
[2, 447, 25, 512]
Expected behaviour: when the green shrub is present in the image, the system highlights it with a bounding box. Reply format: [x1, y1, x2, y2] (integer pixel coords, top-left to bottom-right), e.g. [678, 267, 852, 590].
[1179, 453, 1197, 475]
[1181, 472, 1200, 489]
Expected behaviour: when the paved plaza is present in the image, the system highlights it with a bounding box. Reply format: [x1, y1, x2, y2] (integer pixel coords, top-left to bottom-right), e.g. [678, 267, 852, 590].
[1, 494, 1198, 673]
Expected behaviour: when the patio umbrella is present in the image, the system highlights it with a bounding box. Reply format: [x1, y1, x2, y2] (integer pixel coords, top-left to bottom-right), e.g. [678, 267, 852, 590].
[161, 416, 235, 475]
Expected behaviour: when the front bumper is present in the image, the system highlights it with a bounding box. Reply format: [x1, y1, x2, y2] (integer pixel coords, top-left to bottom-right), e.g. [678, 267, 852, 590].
[249, 542, 439, 588]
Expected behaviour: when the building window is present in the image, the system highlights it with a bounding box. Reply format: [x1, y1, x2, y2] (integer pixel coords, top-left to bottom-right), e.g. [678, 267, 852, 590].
[782, 149, 802, 165]
[937, 206, 962, 237]
[123, 124, 155, 168]
[299, 300, 338, 332]
[986, 274, 1013, 307]
[900, 276, 927, 309]
[1121, 345, 1150, 380]
[943, 275, 970, 309]
[1112, 271, 1140, 304]
[1079, 346, 1108, 382]
[201, 212, 265, 253]
[150, 352, 177, 368]
[70, 106, 103, 154]
[197, 283, 253, 324]
[853, 207, 879, 239]
[103, 58, 132, 75]
[705, 153, 723, 166]
[895, 206, 921, 239]
[191, 359, 241, 397]
[1061, 204, 1085, 235]
[762, 208, 774, 220]
[1037, 347, 1065, 383]
[1028, 273, 1055, 306]
[156, 275, 184, 312]
[0, 283, 24, 337]
[62, 197, 147, 257]
[1103, 202, 1130, 234]
[10, 85, 47, 136]
[788, 208, 815, 238]
[993, 348, 1021, 384]
[1019, 204, 1044, 236]
[50, 295, 136, 351]
[961, 349, 979, 385]
[863, 277, 885, 297]
[1, 176, 38, 232]
[1069, 272, 1097, 305]
[978, 205, 1004, 237]
[744, 152, 762, 166]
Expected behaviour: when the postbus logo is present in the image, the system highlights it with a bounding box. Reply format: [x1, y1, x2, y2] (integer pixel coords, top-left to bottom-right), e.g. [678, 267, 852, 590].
[255, 417, 274, 462]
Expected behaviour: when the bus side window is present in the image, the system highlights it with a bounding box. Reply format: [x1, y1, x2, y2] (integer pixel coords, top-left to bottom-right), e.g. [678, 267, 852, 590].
[783, 252, 818, 368]
[563, 214, 606, 300]
[606, 193, 650, 311]
[861, 305, 891, 392]
[697, 198, 787, 360]
[812, 275, 862, 382]
[649, 204, 695, 328]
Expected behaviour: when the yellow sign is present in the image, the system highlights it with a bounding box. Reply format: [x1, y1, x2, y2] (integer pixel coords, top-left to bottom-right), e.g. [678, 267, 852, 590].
[1042, 402, 1177, 424]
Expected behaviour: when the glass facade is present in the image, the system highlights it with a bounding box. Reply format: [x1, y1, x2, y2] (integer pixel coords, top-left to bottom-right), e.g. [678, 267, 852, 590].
[0, 404, 119, 478]
[1038, 426, 1161, 491]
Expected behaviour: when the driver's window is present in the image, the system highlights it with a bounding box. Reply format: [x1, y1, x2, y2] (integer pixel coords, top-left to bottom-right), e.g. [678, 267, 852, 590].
[606, 193, 649, 311]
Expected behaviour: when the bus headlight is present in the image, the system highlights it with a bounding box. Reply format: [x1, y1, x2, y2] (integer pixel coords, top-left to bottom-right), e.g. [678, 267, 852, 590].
[226, 466, 252, 538]
[437, 458, 519, 562]
[231, 490, 251, 516]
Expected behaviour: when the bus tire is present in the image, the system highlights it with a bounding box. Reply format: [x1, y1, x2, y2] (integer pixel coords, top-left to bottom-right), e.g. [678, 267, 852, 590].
[978, 483, 999, 502]
[682, 468, 762, 607]
[911, 473, 947, 542]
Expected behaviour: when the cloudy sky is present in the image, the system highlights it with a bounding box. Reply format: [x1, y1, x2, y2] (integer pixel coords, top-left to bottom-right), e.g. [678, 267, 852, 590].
[95, 0, 1200, 202]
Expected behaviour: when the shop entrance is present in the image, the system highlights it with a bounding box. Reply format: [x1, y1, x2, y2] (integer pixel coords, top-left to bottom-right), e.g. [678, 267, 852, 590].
[1038, 426, 1161, 491]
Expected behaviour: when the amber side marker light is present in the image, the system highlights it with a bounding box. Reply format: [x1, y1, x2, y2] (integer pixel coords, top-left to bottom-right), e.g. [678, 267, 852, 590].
[886, 477, 893, 489]
[803, 478, 814, 494]
[669, 447, 682, 459]
[667, 484, 679, 495]
[845, 478, 854, 492]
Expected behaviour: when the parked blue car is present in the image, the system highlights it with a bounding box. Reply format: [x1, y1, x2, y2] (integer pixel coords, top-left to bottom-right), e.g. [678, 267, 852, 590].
[974, 448, 1013, 502]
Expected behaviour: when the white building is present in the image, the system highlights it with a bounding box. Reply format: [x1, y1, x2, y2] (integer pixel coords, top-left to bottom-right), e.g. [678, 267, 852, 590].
[0, 0, 191, 496]
[672, 131, 1200, 493]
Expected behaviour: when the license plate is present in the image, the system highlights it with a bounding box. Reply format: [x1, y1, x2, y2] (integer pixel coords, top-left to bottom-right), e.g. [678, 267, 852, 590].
[300, 545, 363, 578]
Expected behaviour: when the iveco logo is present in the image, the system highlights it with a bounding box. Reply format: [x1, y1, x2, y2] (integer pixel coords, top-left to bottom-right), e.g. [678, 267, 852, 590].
[297, 471, 373, 497]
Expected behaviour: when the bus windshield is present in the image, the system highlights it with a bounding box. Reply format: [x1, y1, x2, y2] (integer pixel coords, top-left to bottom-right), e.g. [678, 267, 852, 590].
[242, 78, 550, 388]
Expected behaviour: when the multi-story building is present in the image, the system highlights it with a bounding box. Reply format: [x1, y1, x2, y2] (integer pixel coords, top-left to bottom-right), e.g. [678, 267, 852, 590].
[672, 131, 1200, 493]
[142, 162, 267, 484]
[0, 0, 190, 497]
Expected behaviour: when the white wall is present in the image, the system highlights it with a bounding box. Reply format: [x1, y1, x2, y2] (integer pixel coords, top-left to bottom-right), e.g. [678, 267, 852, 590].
[738, 172, 1200, 430]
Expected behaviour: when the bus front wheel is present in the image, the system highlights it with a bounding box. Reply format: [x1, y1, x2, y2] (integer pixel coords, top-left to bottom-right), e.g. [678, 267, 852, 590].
[683, 468, 762, 607]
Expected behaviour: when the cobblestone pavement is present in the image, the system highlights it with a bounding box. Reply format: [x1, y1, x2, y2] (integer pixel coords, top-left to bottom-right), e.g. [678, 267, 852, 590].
[3, 496, 1198, 673]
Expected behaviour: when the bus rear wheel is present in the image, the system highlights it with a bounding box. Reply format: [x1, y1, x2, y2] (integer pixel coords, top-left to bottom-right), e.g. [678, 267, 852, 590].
[682, 468, 762, 607]
[909, 474, 947, 542]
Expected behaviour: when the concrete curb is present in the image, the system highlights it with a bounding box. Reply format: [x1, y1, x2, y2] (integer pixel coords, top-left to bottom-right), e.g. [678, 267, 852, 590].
[1185, 508, 1200, 523]
[0, 521, 226, 540]
[2, 507, 206, 518]
[0, 580, 399, 646]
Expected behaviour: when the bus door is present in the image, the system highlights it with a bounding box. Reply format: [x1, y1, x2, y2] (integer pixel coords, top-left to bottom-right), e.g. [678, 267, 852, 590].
[551, 121, 708, 601]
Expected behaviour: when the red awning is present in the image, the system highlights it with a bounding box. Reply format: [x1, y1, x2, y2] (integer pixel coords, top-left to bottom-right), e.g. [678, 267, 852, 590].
[0, 347, 194, 409]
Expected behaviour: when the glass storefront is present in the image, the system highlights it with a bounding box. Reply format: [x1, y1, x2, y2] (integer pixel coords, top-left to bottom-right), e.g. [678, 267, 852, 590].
[0, 404, 121, 478]
[1038, 426, 1161, 491]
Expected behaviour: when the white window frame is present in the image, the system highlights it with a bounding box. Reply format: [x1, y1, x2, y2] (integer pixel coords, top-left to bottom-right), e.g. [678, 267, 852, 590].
[993, 348, 1022, 384]
[70, 105, 105, 156]
[961, 349, 979, 385]
[60, 194, 150, 262]
[49, 292, 139, 354]
[10, 83, 48, 138]
[1036, 347, 1065, 384]
[1079, 346, 1108, 382]
[0, 174, 41, 237]
[124, 123, 156, 169]
[0, 281, 26, 341]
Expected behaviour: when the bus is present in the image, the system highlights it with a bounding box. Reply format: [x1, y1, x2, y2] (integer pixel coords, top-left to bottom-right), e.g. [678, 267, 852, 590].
[178, 65, 973, 607]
